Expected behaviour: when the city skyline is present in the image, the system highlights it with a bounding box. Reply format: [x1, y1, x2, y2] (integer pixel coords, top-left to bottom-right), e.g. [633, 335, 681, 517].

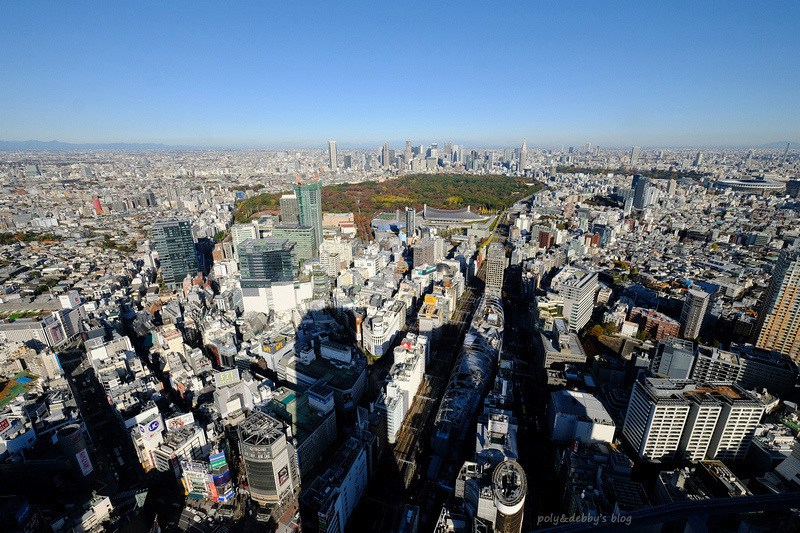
[2, 1, 798, 148]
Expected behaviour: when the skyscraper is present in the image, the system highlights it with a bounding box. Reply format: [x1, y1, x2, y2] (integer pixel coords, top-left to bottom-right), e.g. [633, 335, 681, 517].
[382, 142, 390, 168]
[152, 218, 197, 287]
[293, 179, 323, 253]
[519, 139, 527, 171]
[238, 238, 295, 288]
[623, 377, 763, 463]
[754, 246, 800, 361]
[632, 176, 650, 210]
[693, 151, 703, 167]
[485, 243, 506, 291]
[559, 268, 598, 333]
[279, 193, 301, 225]
[230, 223, 258, 261]
[238, 238, 298, 314]
[630, 146, 641, 166]
[404, 141, 412, 163]
[680, 288, 712, 340]
[328, 140, 338, 170]
[405, 206, 416, 238]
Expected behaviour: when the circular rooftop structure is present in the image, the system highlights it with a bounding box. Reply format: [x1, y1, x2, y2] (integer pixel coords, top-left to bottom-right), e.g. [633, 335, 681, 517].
[492, 459, 527, 510]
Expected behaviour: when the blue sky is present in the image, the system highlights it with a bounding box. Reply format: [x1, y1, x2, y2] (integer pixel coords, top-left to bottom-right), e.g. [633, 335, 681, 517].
[1, 1, 798, 148]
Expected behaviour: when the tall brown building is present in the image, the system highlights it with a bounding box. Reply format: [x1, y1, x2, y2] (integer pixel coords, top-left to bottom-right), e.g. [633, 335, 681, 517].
[754, 246, 800, 362]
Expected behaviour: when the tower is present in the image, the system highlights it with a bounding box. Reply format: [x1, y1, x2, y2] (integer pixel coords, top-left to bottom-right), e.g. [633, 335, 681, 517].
[405, 207, 416, 239]
[230, 223, 258, 261]
[485, 243, 506, 292]
[279, 193, 301, 225]
[630, 146, 641, 166]
[152, 218, 197, 287]
[754, 246, 800, 361]
[519, 139, 527, 171]
[328, 141, 338, 170]
[680, 288, 712, 340]
[293, 178, 323, 254]
[382, 142, 390, 168]
[633, 176, 650, 210]
[404, 141, 412, 163]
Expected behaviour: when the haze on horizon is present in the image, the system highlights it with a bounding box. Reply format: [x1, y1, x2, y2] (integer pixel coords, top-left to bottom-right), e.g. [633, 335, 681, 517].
[2, 1, 798, 149]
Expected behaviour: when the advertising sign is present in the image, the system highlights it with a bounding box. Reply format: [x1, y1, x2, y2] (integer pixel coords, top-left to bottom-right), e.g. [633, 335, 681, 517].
[76, 448, 94, 476]
[209, 452, 227, 469]
[138, 415, 164, 440]
[214, 369, 240, 388]
[0, 416, 10, 436]
[165, 412, 195, 430]
[278, 465, 289, 486]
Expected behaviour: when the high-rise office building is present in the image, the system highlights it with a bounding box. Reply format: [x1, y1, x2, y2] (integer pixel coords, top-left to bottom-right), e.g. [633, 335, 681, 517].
[556, 268, 598, 333]
[630, 146, 641, 166]
[152, 218, 197, 287]
[405, 206, 416, 238]
[519, 139, 527, 171]
[343, 154, 352, 169]
[293, 179, 323, 253]
[238, 238, 294, 288]
[485, 243, 506, 291]
[754, 246, 800, 362]
[680, 288, 712, 339]
[279, 193, 301, 225]
[404, 141, 412, 163]
[694, 151, 704, 167]
[237, 410, 301, 505]
[382, 142, 390, 168]
[230, 223, 258, 261]
[271, 225, 316, 264]
[328, 141, 338, 170]
[632, 176, 650, 210]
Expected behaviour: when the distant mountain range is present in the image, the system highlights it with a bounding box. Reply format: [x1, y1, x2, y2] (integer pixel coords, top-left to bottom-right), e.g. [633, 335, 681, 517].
[0, 140, 194, 151]
[0, 139, 796, 151]
[756, 141, 796, 149]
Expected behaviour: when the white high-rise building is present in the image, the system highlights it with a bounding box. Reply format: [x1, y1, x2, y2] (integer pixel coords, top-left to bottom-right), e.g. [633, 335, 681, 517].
[328, 140, 338, 170]
[230, 223, 258, 261]
[485, 243, 506, 292]
[551, 267, 598, 333]
[623, 378, 693, 462]
[375, 333, 427, 444]
[681, 288, 712, 340]
[624, 378, 764, 463]
[630, 146, 641, 166]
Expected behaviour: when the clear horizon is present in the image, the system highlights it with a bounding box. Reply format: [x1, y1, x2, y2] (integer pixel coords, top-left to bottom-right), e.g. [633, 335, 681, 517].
[2, 1, 798, 148]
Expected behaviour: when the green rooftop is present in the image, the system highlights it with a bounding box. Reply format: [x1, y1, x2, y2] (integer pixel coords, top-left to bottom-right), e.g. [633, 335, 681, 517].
[0, 371, 38, 408]
[266, 388, 329, 444]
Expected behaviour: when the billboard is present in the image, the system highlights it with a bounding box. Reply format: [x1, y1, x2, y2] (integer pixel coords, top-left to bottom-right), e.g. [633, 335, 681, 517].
[165, 412, 195, 430]
[138, 415, 164, 440]
[209, 452, 227, 469]
[0, 416, 10, 437]
[76, 448, 94, 476]
[214, 369, 240, 387]
[278, 465, 289, 486]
